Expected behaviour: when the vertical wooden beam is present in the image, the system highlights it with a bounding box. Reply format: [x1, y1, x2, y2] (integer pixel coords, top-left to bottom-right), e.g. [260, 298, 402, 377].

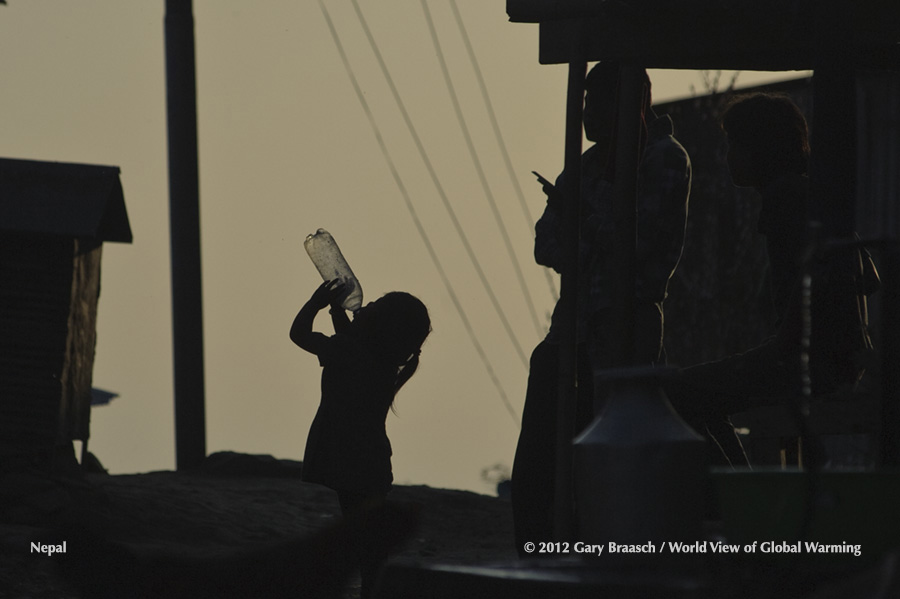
[809, 7, 856, 239]
[610, 65, 643, 367]
[879, 245, 900, 466]
[553, 59, 586, 541]
[60, 239, 103, 444]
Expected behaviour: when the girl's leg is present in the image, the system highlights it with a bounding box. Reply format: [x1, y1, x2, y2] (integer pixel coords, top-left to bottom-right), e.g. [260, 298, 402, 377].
[337, 490, 388, 599]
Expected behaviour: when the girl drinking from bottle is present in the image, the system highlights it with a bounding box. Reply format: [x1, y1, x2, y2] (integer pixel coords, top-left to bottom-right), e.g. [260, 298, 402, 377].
[290, 279, 430, 597]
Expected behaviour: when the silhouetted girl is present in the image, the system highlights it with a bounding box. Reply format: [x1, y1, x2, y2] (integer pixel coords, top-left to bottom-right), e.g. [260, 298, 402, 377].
[290, 279, 430, 597]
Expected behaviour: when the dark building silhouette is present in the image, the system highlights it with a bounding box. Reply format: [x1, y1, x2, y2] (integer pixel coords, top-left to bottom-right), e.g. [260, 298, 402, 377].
[653, 74, 900, 466]
[0, 157, 131, 465]
[656, 74, 899, 369]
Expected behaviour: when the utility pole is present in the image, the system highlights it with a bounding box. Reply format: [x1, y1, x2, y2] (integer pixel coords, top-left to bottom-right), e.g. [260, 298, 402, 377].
[164, 0, 206, 470]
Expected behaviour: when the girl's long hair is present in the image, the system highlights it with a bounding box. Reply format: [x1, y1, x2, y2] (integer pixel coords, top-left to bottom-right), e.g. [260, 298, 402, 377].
[351, 292, 431, 394]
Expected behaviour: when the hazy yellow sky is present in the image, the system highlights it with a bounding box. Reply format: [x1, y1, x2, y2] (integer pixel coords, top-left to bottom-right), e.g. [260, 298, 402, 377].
[1, 1, 808, 494]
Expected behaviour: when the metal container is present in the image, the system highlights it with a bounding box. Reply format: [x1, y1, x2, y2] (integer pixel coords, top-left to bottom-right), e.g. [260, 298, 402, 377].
[573, 367, 706, 548]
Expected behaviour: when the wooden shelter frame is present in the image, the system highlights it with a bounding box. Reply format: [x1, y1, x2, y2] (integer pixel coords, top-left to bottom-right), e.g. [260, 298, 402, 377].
[506, 0, 900, 539]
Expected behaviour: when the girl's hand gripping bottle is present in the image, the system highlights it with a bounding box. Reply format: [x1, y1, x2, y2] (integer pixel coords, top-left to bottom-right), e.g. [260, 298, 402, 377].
[304, 228, 363, 312]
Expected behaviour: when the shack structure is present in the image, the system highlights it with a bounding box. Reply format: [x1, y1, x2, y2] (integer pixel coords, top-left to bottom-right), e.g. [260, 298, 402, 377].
[377, 1, 900, 595]
[517, 0, 900, 455]
[0, 157, 131, 464]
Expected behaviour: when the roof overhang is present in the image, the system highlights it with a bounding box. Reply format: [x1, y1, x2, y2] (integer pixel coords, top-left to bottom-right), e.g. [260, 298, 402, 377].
[507, 0, 900, 70]
[0, 157, 133, 243]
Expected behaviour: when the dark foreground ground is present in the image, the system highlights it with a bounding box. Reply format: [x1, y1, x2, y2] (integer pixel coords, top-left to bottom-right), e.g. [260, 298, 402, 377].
[5, 453, 899, 598]
[0, 452, 515, 598]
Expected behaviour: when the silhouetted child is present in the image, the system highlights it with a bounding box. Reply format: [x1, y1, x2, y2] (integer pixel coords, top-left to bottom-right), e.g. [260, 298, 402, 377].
[290, 279, 430, 598]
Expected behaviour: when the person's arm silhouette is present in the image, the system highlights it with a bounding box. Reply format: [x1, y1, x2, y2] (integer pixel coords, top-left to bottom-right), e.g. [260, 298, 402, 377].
[290, 279, 347, 354]
[329, 300, 352, 335]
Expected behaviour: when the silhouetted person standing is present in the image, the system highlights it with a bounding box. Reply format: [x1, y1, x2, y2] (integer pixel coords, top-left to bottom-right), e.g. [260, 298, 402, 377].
[511, 63, 691, 554]
[669, 93, 878, 466]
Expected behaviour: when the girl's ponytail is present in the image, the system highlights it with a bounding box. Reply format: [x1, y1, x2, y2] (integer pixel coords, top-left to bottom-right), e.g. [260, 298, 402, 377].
[394, 352, 420, 393]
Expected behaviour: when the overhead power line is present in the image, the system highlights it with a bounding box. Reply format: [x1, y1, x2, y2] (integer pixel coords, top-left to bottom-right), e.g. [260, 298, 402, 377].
[420, 0, 544, 339]
[448, 0, 559, 303]
[348, 0, 530, 369]
[318, 0, 520, 426]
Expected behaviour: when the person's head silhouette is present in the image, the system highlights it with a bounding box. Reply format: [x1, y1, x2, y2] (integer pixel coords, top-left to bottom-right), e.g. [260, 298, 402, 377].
[583, 62, 620, 145]
[583, 62, 653, 174]
[721, 93, 809, 188]
[352, 291, 431, 367]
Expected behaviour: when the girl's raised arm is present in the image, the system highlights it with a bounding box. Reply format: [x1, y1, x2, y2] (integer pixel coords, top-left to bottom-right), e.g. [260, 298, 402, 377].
[290, 280, 346, 354]
[329, 305, 352, 335]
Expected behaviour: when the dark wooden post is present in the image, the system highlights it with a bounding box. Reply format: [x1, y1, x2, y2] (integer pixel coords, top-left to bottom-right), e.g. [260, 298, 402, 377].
[879, 244, 900, 466]
[809, 54, 857, 238]
[553, 59, 586, 541]
[165, 0, 207, 471]
[609, 65, 644, 367]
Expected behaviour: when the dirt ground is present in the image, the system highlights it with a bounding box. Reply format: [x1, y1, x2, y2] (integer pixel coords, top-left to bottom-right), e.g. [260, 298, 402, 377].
[0, 452, 515, 598]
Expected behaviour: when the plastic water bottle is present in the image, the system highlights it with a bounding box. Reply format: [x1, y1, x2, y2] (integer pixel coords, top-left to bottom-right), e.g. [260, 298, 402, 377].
[304, 228, 363, 312]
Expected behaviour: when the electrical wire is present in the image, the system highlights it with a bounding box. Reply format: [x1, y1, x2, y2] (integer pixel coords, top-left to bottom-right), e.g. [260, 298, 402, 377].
[420, 0, 544, 339]
[448, 0, 559, 304]
[318, 0, 520, 426]
[348, 0, 530, 370]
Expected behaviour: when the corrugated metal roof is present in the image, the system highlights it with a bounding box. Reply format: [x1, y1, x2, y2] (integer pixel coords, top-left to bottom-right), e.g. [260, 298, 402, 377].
[0, 157, 132, 243]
